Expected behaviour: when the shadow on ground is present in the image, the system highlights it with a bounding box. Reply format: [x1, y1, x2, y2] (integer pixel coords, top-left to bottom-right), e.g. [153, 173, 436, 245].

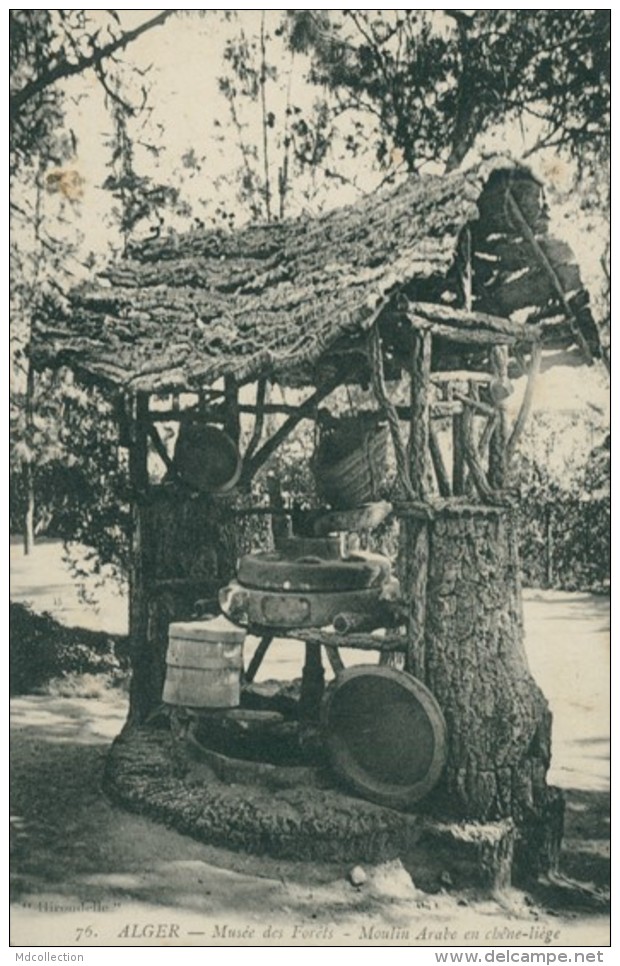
[10, 693, 610, 924]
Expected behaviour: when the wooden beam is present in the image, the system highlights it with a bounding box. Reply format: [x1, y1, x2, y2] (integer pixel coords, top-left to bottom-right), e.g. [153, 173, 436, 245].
[452, 413, 465, 496]
[368, 324, 415, 500]
[488, 346, 509, 489]
[429, 424, 452, 498]
[409, 301, 540, 339]
[150, 399, 465, 421]
[451, 390, 495, 418]
[461, 407, 500, 503]
[324, 646, 345, 674]
[223, 376, 240, 444]
[147, 423, 175, 474]
[410, 316, 520, 346]
[408, 329, 432, 498]
[244, 635, 273, 684]
[506, 343, 542, 464]
[291, 629, 406, 653]
[241, 373, 341, 483]
[244, 377, 267, 462]
[431, 371, 491, 384]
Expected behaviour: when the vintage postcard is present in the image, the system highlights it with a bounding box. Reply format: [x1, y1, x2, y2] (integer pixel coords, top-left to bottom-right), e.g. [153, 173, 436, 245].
[9, 8, 610, 953]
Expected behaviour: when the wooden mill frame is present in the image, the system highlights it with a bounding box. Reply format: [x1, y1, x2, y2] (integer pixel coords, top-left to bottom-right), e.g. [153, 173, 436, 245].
[30, 158, 603, 875]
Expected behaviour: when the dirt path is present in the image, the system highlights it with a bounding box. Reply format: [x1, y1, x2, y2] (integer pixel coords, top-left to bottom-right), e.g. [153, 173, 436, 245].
[10, 543, 610, 947]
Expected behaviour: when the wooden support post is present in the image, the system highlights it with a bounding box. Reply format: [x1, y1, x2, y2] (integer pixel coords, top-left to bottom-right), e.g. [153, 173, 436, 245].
[488, 346, 509, 490]
[409, 329, 432, 498]
[369, 325, 415, 500]
[452, 412, 466, 495]
[402, 518, 429, 681]
[126, 392, 152, 728]
[244, 377, 267, 462]
[147, 422, 175, 475]
[324, 646, 345, 675]
[478, 412, 499, 457]
[505, 188, 593, 364]
[462, 408, 499, 503]
[266, 472, 291, 543]
[242, 373, 341, 483]
[429, 424, 452, 497]
[402, 328, 432, 681]
[462, 226, 473, 311]
[224, 376, 240, 444]
[244, 635, 273, 684]
[299, 642, 324, 726]
[506, 344, 542, 464]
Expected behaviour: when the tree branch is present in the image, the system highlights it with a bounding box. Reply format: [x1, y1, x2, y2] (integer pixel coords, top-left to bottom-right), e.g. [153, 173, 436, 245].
[11, 10, 176, 116]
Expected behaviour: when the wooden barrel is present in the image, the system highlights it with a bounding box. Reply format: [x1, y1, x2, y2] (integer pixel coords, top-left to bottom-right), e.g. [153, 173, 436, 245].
[163, 616, 245, 708]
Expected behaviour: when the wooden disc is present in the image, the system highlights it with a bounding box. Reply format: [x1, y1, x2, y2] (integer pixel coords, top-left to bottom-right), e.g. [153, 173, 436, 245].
[321, 665, 447, 808]
[173, 422, 241, 493]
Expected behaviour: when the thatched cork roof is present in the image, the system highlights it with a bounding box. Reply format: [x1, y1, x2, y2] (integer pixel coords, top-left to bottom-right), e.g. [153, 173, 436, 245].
[31, 157, 601, 394]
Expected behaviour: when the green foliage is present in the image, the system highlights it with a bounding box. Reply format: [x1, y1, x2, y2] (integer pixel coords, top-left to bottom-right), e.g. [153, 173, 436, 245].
[103, 104, 188, 246]
[9, 601, 129, 695]
[289, 10, 610, 175]
[214, 10, 345, 222]
[9, 10, 68, 175]
[515, 431, 610, 591]
[10, 376, 131, 579]
[10, 9, 176, 176]
[10, 9, 180, 561]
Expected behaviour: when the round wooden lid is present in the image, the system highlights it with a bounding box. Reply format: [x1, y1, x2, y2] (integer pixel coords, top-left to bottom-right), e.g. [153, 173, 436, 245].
[169, 615, 246, 643]
[173, 422, 241, 493]
[321, 665, 447, 808]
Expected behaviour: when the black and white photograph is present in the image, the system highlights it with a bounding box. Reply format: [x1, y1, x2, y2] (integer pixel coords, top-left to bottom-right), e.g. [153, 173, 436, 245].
[9, 7, 611, 952]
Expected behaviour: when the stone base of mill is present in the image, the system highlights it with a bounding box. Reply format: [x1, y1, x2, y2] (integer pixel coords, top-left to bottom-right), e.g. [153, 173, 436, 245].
[104, 725, 517, 894]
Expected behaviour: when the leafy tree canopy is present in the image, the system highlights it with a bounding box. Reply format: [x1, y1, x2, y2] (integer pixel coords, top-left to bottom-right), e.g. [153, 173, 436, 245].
[288, 10, 610, 175]
[9, 9, 175, 175]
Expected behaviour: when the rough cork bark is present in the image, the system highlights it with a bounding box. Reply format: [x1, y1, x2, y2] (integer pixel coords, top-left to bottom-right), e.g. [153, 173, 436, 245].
[31, 160, 599, 393]
[399, 505, 563, 878]
[104, 725, 516, 892]
[126, 494, 240, 727]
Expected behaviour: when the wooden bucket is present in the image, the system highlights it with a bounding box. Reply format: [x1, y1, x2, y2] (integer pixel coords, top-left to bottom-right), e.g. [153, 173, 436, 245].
[163, 615, 245, 708]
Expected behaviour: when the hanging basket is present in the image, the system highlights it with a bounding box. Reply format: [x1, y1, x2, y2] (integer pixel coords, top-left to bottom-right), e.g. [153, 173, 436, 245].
[313, 411, 389, 510]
